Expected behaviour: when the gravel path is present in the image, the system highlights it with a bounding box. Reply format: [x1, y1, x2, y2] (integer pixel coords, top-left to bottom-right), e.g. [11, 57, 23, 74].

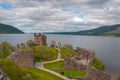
[35, 48, 69, 80]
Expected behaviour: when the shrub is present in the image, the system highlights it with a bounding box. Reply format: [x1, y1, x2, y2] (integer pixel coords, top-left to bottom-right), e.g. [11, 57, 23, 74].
[26, 40, 34, 47]
[0, 41, 14, 52]
[92, 58, 105, 71]
[0, 41, 14, 59]
[117, 76, 120, 80]
[63, 44, 73, 49]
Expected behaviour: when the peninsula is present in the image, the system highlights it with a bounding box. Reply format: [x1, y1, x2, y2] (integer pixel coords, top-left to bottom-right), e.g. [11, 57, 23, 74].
[0, 33, 118, 80]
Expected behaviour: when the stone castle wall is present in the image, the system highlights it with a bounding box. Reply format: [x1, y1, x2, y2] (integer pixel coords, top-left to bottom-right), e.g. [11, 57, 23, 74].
[65, 59, 116, 80]
[10, 50, 34, 68]
[64, 58, 89, 71]
[64, 47, 116, 80]
[64, 47, 95, 71]
[34, 33, 47, 46]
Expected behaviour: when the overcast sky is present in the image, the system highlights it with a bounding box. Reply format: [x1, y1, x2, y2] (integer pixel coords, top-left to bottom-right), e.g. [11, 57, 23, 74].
[0, 0, 120, 33]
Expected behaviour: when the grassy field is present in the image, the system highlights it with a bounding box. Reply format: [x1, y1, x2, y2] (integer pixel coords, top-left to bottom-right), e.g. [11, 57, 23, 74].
[0, 60, 28, 80]
[20, 46, 78, 61]
[0, 60, 63, 80]
[32, 46, 58, 62]
[20, 46, 58, 62]
[44, 61, 87, 79]
[25, 68, 63, 80]
[61, 48, 78, 59]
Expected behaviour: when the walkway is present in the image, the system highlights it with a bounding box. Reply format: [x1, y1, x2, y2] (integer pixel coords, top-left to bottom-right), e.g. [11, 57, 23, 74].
[36, 67, 68, 80]
[42, 48, 64, 64]
[35, 48, 69, 80]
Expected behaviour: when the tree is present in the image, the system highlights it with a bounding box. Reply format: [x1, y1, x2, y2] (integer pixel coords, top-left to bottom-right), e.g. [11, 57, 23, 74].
[0, 41, 13, 52]
[0, 41, 14, 59]
[26, 40, 34, 47]
[63, 44, 73, 49]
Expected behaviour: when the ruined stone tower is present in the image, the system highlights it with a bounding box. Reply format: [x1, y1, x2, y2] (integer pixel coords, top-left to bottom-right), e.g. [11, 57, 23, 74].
[10, 49, 34, 68]
[64, 47, 95, 71]
[34, 33, 47, 46]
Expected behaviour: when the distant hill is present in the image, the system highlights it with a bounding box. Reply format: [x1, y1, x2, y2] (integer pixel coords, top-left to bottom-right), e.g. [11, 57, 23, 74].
[46, 24, 120, 37]
[0, 23, 24, 34]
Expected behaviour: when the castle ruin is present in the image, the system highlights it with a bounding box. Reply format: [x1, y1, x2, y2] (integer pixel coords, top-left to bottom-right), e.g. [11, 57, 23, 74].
[64, 47, 95, 71]
[10, 33, 47, 68]
[34, 33, 47, 46]
[84, 68, 115, 80]
[10, 49, 34, 68]
[64, 47, 116, 80]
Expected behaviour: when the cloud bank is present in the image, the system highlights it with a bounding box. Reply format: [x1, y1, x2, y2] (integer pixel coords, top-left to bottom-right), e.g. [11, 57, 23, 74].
[0, 0, 120, 33]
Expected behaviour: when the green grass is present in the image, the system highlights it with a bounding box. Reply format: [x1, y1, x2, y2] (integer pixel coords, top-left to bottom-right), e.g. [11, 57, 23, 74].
[25, 68, 63, 80]
[92, 58, 105, 71]
[20, 47, 32, 51]
[0, 60, 28, 80]
[32, 46, 58, 61]
[0, 59, 63, 80]
[117, 75, 120, 80]
[44, 60, 64, 69]
[61, 48, 78, 59]
[34, 57, 48, 62]
[0, 51, 11, 59]
[56, 69, 87, 79]
[44, 61, 87, 79]
[21, 46, 58, 62]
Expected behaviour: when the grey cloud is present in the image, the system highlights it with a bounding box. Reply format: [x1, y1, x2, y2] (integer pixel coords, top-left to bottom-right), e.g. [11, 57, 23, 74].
[85, 0, 110, 8]
[0, 0, 120, 33]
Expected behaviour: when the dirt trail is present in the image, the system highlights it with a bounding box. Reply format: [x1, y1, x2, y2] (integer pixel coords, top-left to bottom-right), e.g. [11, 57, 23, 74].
[36, 48, 69, 80]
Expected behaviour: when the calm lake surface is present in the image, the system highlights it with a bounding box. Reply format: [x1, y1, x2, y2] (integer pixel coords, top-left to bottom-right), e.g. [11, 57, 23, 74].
[0, 34, 120, 75]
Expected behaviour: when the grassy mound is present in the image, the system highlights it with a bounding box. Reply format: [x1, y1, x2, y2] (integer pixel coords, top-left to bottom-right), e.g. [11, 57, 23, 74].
[0, 60, 28, 80]
[32, 46, 58, 62]
[0, 60, 63, 80]
[20, 46, 58, 62]
[92, 58, 105, 71]
[61, 48, 78, 59]
[44, 61, 87, 79]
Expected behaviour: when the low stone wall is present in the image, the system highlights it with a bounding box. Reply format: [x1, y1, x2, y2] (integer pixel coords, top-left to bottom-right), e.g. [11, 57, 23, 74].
[85, 68, 115, 80]
[0, 69, 10, 80]
[10, 50, 34, 68]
